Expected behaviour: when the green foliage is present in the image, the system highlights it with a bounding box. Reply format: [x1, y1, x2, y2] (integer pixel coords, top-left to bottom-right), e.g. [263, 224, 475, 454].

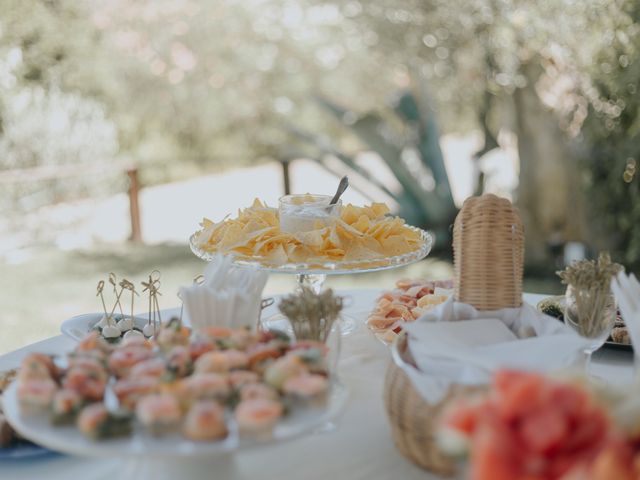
[296, 86, 457, 239]
[580, 1, 640, 269]
[0, 0, 639, 270]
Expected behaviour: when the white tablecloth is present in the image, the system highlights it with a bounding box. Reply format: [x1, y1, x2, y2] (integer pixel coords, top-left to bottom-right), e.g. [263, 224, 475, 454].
[0, 290, 634, 480]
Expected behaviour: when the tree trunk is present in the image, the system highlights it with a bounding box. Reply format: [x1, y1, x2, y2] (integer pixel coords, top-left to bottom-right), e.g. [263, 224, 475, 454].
[513, 61, 586, 267]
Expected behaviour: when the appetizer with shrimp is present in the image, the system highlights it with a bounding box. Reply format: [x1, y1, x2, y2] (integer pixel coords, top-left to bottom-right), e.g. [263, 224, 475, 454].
[14, 320, 335, 444]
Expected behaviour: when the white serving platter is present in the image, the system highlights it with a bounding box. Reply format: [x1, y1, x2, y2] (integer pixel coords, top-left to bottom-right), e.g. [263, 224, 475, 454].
[60, 307, 188, 342]
[3, 380, 348, 458]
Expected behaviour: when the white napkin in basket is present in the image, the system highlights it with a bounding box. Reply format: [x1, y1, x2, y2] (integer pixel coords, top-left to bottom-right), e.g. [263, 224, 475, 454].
[180, 254, 268, 331]
[400, 297, 592, 403]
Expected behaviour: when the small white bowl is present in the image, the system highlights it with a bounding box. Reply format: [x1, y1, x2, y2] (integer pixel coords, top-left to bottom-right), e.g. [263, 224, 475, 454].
[60, 313, 149, 342]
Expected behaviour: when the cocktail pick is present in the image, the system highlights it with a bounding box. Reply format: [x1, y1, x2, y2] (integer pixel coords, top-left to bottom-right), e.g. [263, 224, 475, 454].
[120, 279, 138, 323]
[142, 271, 162, 336]
[141, 275, 155, 334]
[108, 279, 127, 320]
[108, 273, 125, 320]
[257, 297, 275, 332]
[152, 281, 162, 327]
[96, 280, 109, 318]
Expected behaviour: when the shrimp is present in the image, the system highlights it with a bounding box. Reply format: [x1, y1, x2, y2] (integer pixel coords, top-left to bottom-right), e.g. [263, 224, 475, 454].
[77, 331, 111, 354]
[62, 366, 107, 401]
[17, 379, 57, 412]
[228, 370, 259, 389]
[180, 373, 230, 403]
[263, 355, 307, 390]
[188, 338, 216, 362]
[66, 355, 107, 376]
[129, 358, 166, 380]
[77, 403, 108, 439]
[235, 398, 283, 437]
[120, 336, 152, 350]
[18, 353, 58, 382]
[282, 374, 329, 406]
[194, 352, 229, 374]
[113, 377, 159, 410]
[223, 350, 249, 370]
[239, 382, 279, 402]
[229, 329, 254, 350]
[200, 326, 233, 341]
[247, 345, 283, 372]
[166, 346, 192, 378]
[108, 346, 154, 378]
[183, 401, 227, 441]
[156, 319, 190, 351]
[77, 403, 131, 440]
[136, 394, 182, 435]
[51, 389, 83, 424]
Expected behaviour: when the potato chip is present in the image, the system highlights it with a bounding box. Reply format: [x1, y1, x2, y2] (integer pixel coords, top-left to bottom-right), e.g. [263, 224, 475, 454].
[294, 229, 326, 248]
[380, 235, 412, 256]
[264, 244, 289, 265]
[352, 215, 371, 233]
[193, 197, 423, 266]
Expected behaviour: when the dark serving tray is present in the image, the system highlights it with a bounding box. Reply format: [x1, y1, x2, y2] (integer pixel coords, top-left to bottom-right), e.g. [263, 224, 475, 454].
[536, 296, 633, 352]
[602, 340, 633, 352]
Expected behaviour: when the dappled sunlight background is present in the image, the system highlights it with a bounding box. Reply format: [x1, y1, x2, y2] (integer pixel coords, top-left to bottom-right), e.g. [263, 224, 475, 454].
[0, 0, 638, 353]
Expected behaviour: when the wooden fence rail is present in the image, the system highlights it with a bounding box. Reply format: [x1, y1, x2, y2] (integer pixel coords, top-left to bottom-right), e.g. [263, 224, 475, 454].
[0, 158, 299, 245]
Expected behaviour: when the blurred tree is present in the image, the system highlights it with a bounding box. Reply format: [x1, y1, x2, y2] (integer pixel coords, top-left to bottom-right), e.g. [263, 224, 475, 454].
[0, 0, 638, 269]
[338, 0, 636, 265]
[0, 0, 120, 213]
[579, 1, 640, 270]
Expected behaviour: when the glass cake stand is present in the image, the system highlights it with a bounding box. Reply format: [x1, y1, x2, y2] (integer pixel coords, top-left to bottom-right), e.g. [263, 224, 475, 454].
[189, 226, 435, 335]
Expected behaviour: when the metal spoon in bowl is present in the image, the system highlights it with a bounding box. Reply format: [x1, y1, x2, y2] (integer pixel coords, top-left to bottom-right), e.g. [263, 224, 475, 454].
[329, 176, 349, 206]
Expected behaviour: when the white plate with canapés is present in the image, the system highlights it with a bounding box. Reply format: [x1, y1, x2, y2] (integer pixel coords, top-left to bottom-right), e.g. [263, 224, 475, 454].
[3, 379, 347, 458]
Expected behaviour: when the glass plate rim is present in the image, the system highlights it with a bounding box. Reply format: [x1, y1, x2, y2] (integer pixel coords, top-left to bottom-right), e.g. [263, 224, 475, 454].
[189, 226, 435, 275]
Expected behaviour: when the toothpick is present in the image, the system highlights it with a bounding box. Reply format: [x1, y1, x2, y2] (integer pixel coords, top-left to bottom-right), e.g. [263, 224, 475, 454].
[178, 291, 184, 325]
[108, 283, 127, 320]
[96, 280, 108, 317]
[152, 280, 162, 329]
[142, 276, 154, 327]
[109, 273, 125, 320]
[257, 297, 275, 332]
[142, 272, 162, 335]
[120, 279, 137, 323]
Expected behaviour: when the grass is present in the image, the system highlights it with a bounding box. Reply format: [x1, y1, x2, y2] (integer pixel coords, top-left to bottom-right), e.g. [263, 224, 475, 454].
[0, 243, 562, 355]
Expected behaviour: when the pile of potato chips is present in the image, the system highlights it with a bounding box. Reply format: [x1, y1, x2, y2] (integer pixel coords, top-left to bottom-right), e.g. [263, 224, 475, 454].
[193, 199, 424, 266]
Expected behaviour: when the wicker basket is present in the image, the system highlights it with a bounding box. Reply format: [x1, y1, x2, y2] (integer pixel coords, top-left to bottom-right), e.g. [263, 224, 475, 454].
[383, 194, 525, 474]
[384, 333, 479, 475]
[453, 194, 524, 310]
